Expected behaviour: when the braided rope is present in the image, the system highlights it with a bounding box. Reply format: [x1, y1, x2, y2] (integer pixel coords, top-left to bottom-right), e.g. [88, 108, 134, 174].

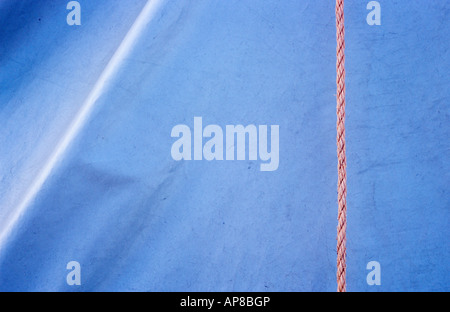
[336, 0, 347, 292]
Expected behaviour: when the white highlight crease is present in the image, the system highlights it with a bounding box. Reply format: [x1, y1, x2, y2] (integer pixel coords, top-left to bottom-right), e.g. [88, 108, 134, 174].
[0, 0, 165, 249]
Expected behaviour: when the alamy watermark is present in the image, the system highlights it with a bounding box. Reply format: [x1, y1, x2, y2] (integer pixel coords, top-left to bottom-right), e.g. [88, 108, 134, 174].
[66, 1, 81, 26]
[367, 1, 381, 26]
[66, 261, 81, 286]
[366, 261, 381, 286]
[170, 117, 279, 171]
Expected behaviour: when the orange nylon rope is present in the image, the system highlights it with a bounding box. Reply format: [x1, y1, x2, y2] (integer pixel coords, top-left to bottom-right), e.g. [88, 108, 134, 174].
[336, 0, 347, 292]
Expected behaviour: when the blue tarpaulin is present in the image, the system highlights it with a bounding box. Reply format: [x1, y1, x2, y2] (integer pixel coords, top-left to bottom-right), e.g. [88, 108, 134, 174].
[0, 0, 448, 291]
